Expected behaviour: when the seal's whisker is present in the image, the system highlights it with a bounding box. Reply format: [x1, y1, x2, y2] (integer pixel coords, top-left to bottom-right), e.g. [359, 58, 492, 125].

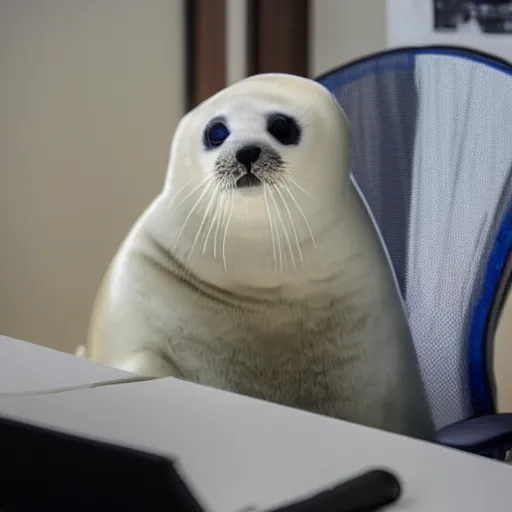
[222, 191, 234, 272]
[264, 185, 278, 274]
[275, 185, 304, 265]
[203, 195, 220, 255]
[287, 169, 320, 184]
[288, 177, 315, 200]
[173, 181, 213, 252]
[213, 192, 225, 258]
[267, 189, 281, 273]
[166, 174, 204, 211]
[267, 187, 283, 273]
[268, 186, 295, 271]
[171, 175, 210, 212]
[283, 184, 317, 250]
[189, 184, 217, 260]
[214, 189, 231, 259]
[275, 220, 284, 273]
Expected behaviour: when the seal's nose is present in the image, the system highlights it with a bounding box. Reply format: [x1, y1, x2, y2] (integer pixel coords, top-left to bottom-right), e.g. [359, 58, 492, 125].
[236, 145, 261, 171]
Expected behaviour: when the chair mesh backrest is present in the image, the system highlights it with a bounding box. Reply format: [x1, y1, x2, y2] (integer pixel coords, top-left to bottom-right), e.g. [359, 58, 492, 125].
[317, 47, 512, 429]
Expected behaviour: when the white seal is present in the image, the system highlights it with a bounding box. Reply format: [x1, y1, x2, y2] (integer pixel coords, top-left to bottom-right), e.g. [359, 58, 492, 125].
[83, 73, 434, 440]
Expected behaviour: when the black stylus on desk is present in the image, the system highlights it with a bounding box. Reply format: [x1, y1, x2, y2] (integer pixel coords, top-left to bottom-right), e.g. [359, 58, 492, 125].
[264, 468, 402, 512]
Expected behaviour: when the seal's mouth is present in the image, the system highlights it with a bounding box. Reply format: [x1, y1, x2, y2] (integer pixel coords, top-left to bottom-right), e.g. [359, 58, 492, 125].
[236, 173, 262, 189]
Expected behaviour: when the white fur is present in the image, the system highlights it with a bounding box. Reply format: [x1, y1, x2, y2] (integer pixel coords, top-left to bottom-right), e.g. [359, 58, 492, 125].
[155, 73, 350, 290]
[84, 74, 435, 440]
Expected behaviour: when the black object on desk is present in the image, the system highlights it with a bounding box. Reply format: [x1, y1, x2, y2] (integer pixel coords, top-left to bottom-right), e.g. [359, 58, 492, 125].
[0, 414, 402, 512]
[266, 468, 401, 512]
[0, 414, 205, 512]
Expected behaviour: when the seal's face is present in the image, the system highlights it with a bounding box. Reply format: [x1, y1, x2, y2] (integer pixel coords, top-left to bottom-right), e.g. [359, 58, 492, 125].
[162, 74, 350, 276]
[203, 110, 300, 191]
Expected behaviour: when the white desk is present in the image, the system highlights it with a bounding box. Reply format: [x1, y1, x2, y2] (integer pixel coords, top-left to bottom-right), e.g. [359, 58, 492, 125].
[0, 335, 511, 511]
[0, 335, 130, 393]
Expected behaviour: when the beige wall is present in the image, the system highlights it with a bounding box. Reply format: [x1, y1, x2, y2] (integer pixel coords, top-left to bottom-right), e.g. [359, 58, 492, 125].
[0, 0, 185, 353]
[494, 298, 512, 412]
[310, 0, 386, 77]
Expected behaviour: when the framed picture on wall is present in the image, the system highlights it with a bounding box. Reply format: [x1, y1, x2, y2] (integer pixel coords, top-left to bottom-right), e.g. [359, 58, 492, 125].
[387, 0, 512, 61]
[434, 1, 512, 34]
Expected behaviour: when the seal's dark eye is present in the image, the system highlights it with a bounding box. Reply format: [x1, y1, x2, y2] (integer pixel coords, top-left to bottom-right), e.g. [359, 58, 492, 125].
[204, 121, 230, 149]
[267, 113, 301, 146]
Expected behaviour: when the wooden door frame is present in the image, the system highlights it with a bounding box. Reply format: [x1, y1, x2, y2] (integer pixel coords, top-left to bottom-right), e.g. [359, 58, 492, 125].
[185, 0, 227, 110]
[248, 0, 309, 77]
[185, 0, 309, 110]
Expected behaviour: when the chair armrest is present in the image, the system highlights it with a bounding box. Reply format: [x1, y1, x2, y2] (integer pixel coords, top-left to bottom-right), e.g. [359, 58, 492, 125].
[436, 413, 512, 454]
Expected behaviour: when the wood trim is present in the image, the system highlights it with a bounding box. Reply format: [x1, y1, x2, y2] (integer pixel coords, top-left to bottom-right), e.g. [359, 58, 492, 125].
[246, 0, 259, 77]
[185, 0, 227, 110]
[249, 0, 309, 77]
[184, 0, 196, 111]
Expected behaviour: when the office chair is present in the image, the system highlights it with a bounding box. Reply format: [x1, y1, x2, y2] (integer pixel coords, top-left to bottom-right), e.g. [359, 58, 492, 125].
[316, 45, 512, 459]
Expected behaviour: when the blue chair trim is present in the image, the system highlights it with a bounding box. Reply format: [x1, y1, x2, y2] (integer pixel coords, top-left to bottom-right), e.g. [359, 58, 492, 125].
[318, 52, 415, 91]
[469, 204, 512, 415]
[316, 45, 512, 86]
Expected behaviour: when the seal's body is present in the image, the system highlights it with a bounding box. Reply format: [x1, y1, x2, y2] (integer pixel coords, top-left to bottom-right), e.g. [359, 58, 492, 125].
[85, 74, 434, 440]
